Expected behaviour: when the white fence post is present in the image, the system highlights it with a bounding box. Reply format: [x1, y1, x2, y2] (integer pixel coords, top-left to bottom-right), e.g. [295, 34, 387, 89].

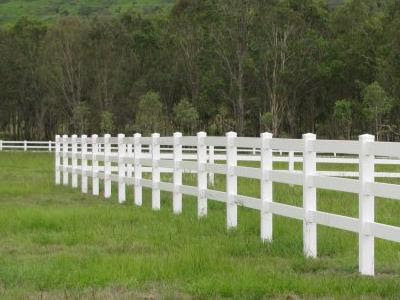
[55, 135, 61, 185]
[197, 131, 207, 218]
[92, 134, 99, 196]
[104, 134, 111, 199]
[261, 132, 273, 241]
[0, 140, 2, 151]
[359, 134, 375, 276]
[127, 139, 133, 180]
[303, 133, 317, 258]
[208, 145, 215, 186]
[134, 133, 142, 206]
[289, 151, 295, 187]
[118, 134, 126, 204]
[48, 141, 52, 152]
[226, 131, 237, 229]
[152, 133, 161, 210]
[81, 135, 88, 193]
[71, 134, 78, 188]
[62, 134, 69, 186]
[173, 132, 183, 214]
[24, 140, 27, 151]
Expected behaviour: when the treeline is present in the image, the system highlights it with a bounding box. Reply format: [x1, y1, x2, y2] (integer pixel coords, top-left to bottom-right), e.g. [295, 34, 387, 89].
[0, 0, 399, 140]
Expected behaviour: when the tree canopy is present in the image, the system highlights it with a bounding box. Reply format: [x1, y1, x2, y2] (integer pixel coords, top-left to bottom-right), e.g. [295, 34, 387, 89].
[0, 0, 399, 141]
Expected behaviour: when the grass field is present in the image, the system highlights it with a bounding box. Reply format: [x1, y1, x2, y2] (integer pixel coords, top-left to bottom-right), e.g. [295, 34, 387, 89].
[0, 151, 399, 299]
[0, 0, 174, 25]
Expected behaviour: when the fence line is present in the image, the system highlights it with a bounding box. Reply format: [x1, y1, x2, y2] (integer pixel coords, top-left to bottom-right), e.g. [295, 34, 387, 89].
[55, 132, 400, 276]
[2, 138, 400, 178]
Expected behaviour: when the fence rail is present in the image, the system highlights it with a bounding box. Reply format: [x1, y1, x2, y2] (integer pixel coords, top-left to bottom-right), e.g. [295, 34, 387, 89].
[54, 132, 400, 276]
[2, 138, 400, 179]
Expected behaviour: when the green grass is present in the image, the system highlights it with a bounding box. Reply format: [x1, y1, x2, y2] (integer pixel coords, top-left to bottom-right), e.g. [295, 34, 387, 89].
[0, 0, 174, 25]
[0, 152, 399, 298]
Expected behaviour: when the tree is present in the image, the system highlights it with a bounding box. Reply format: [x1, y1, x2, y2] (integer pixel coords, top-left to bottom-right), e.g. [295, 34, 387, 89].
[174, 98, 199, 134]
[334, 99, 353, 139]
[362, 81, 393, 140]
[211, 0, 255, 135]
[135, 91, 164, 135]
[100, 111, 115, 134]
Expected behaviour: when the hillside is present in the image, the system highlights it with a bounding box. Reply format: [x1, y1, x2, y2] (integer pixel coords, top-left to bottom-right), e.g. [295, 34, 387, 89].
[0, 0, 175, 24]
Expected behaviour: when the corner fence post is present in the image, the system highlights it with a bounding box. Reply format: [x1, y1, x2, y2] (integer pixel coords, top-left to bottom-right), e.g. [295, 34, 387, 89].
[104, 134, 111, 199]
[226, 131, 237, 229]
[118, 134, 126, 204]
[152, 133, 161, 210]
[197, 131, 207, 218]
[134, 133, 142, 206]
[173, 132, 183, 214]
[81, 135, 88, 193]
[55, 135, 61, 185]
[261, 132, 273, 241]
[62, 134, 69, 186]
[359, 134, 375, 276]
[71, 134, 78, 188]
[92, 134, 99, 196]
[303, 133, 317, 258]
[208, 145, 215, 186]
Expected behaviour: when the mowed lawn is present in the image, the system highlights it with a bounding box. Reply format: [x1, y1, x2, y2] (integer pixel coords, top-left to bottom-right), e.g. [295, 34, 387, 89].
[0, 152, 399, 299]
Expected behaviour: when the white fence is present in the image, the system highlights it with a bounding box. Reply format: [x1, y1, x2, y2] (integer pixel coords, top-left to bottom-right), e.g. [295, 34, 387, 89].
[54, 132, 400, 276]
[2, 138, 400, 179]
[0, 140, 54, 152]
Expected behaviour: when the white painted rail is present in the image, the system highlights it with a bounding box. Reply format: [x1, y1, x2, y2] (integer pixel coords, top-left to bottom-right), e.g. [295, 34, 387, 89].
[54, 132, 400, 276]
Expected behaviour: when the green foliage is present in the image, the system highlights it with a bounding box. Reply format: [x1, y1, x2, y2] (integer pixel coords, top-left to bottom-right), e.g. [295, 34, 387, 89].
[0, 0, 399, 140]
[0, 0, 174, 25]
[72, 102, 90, 133]
[334, 99, 353, 138]
[173, 98, 198, 134]
[100, 111, 115, 134]
[362, 82, 392, 120]
[362, 81, 393, 139]
[260, 112, 273, 133]
[135, 91, 164, 135]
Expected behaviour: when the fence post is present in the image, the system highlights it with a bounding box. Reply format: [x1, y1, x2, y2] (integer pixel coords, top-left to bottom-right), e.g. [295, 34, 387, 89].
[81, 135, 88, 193]
[226, 131, 237, 229]
[92, 134, 99, 196]
[104, 134, 111, 199]
[197, 131, 207, 218]
[71, 134, 78, 188]
[289, 151, 295, 187]
[208, 145, 215, 186]
[173, 132, 183, 214]
[118, 134, 126, 204]
[55, 135, 61, 185]
[48, 141, 52, 152]
[152, 133, 161, 210]
[303, 133, 317, 258]
[127, 138, 133, 180]
[359, 134, 375, 276]
[62, 134, 69, 186]
[0, 140, 2, 151]
[134, 133, 142, 206]
[24, 140, 27, 151]
[261, 132, 273, 241]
